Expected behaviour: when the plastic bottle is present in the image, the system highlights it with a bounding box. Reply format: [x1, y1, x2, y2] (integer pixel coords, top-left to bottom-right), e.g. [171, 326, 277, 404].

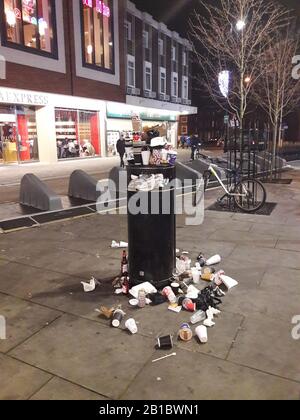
[190, 310, 206, 325]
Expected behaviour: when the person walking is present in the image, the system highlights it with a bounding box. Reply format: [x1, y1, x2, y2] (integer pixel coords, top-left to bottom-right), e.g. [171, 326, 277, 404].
[190, 134, 199, 161]
[116, 134, 126, 168]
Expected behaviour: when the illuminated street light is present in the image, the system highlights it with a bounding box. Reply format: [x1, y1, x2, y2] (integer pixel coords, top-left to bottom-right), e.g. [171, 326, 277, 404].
[244, 76, 251, 84]
[236, 20, 246, 31]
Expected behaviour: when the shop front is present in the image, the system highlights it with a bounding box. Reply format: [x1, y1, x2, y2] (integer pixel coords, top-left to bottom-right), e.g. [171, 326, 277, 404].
[0, 87, 106, 165]
[106, 102, 179, 157]
[0, 104, 39, 164]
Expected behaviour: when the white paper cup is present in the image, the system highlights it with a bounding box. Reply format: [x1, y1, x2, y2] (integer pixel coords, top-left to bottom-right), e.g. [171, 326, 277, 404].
[125, 318, 138, 334]
[206, 254, 221, 266]
[195, 325, 208, 344]
[141, 151, 151, 166]
[191, 268, 201, 285]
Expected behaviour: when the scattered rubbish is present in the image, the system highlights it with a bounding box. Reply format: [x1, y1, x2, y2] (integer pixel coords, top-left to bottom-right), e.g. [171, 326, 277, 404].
[186, 285, 200, 300]
[205, 254, 221, 266]
[111, 240, 128, 248]
[157, 335, 174, 350]
[115, 288, 123, 295]
[190, 310, 206, 325]
[168, 304, 182, 313]
[96, 306, 116, 320]
[129, 282, 157, 299]
[204, 318, 215, 328]
[197, 253, 206, 267]
[129, 299, 139, 307]
[128, 173, 169, 192]
[176, 249, 180, 254]
[195, 325, 208, 344]
[125, 318, 138, 334]
[201, 272, 214, 282]
[122, 275, 130, 295]
[180, 298, 196, 312]
[138, 289, 147, 308]
[179, 323, 193, 342]
[162, 286, 177, 304]
[220, 274, 238, 290]
[171, 282, 180, 295]
[191, 268, 201, 285]
[81, 277, 100, 293]
[157, 377, 162, 381]
[111, 309, 126, 328]
[152, 352, 177, 363]
[176, 258, 187, 275]
[149, 293, 167, 305]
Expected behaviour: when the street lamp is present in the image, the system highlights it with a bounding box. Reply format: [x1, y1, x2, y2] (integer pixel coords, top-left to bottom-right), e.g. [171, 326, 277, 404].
[244, 76, 251, 84]
[236, 20, 246, 31]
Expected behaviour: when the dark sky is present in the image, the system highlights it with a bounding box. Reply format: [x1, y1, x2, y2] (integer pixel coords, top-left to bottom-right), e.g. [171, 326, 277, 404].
[131, 0, 300, 38]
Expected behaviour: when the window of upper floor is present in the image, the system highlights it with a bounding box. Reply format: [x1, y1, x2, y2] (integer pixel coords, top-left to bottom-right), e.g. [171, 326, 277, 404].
[144, 61, 152, 92]
[158, 38, 164, 56]
[182, 76, 188, 99]
[81, 0, 115, 73]
[172, 72, 178, 97]
[125, 20, 132, 41]
[1, 0, 58, 58]
[143, 29, 149, 49]
[183, 50, 187, 67]
[127, 54, 135, 87]
[159, 67, 166, 95]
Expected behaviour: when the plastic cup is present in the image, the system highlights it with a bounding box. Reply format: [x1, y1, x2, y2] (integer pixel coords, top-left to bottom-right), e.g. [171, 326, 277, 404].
[195, 325, 208, 343]
[191, 268, 201, 285]
[125, 318, 138, 334]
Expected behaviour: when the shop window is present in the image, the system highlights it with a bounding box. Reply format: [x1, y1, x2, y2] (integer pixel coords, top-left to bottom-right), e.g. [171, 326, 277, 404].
[81, 0, 114, 73]
[0, 105, 38, 164]
[1, 0, 57, 57]
[55, 108, 100, 160]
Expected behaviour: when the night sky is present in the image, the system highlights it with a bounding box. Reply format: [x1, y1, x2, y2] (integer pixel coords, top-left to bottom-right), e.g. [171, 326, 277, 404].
[131, 0, 300, 38]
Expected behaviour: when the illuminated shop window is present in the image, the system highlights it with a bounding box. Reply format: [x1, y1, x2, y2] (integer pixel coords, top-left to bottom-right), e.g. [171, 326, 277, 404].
[1, 0, 57, 56]
[81, 0, 114, 72]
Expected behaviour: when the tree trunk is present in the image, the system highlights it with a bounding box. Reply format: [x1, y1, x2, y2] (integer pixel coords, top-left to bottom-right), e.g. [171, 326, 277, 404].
[271, 119, 279, 180]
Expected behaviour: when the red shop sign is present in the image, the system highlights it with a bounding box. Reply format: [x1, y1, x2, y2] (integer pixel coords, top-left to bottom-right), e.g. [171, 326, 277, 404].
[82, 0, 110, 18]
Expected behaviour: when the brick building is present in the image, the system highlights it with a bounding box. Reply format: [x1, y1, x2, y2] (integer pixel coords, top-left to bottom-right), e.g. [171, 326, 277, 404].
[0, 0, 196, 165]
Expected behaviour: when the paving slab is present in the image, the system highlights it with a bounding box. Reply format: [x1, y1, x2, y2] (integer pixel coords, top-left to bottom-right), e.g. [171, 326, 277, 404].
[227, 314, 300, 382]
[208, 229, 277, 248]
[0, 293, 62, 353]
[30, 377, 108, 401]
[0, 354, 52, 400]
[250, 224, 300, 241]
[229, 245, 300, 270]
[275, 240, 300, 252]
[9, 314, 155, 399]
[121, 348, 300, 400]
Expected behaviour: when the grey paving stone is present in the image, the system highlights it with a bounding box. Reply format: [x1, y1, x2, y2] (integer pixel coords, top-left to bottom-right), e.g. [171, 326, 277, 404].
[275, 240, 300, 252]
[0, 294, 62, 353]
[227, 314, 300, 382]
[9, 314, 155, 399]
[121, 348, 300, 400]
[251, 224, 300, 241]
[30, 377, 107, 400]
[0, 354, 52, 400]
[208, 229, 277, 248]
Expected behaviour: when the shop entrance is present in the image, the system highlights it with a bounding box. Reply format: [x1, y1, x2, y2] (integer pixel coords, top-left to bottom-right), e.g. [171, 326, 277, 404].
[0, 105, 39, 165]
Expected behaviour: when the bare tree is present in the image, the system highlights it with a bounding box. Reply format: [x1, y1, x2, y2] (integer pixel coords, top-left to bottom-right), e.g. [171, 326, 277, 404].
[254, 22, 300, 178]
[189, 0, 289, 158]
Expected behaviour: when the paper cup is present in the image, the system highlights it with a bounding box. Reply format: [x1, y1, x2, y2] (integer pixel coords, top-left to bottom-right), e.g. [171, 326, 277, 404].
[125, 318, 138, 334]
[205, 254, 221, 266]
[157, 335, 173, 350]
[191, 268, 201, 285]
[111, 309, 124, 328]
[195, 325, 208, 344]
[171, 282, 180, 295]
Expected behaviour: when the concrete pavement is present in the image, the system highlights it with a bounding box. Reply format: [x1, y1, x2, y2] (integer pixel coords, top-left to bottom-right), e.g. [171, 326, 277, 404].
[0, 169, 299, 400]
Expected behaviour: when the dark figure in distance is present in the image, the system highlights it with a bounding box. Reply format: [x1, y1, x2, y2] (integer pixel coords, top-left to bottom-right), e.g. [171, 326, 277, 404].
[116, 135, 126, 168]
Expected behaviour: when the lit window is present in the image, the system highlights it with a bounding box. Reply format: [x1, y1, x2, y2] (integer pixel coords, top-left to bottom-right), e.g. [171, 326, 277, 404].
[127, 56, 135, 87]
[172, 45, 176, 61]
[144, 62, 152, 91]
[183, 51, 187, 66]
[82, 0, 114, 72]
[182, 77, 188, 99]
[158, 38, 164, 56]
[143, 30, 149, 49]
[2, 0, 57, 56]
[160, 67, 166, 94]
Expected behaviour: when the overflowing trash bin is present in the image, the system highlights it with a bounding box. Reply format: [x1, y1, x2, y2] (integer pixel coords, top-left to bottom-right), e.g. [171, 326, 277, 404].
[127, 165, 176, 288]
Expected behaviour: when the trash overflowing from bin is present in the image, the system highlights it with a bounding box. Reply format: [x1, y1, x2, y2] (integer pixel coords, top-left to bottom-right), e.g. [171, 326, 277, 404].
[92, 248, 238, 348]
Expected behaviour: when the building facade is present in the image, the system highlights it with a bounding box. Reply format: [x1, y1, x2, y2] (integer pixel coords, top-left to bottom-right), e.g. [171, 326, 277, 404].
[0, 0, 196, 165]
